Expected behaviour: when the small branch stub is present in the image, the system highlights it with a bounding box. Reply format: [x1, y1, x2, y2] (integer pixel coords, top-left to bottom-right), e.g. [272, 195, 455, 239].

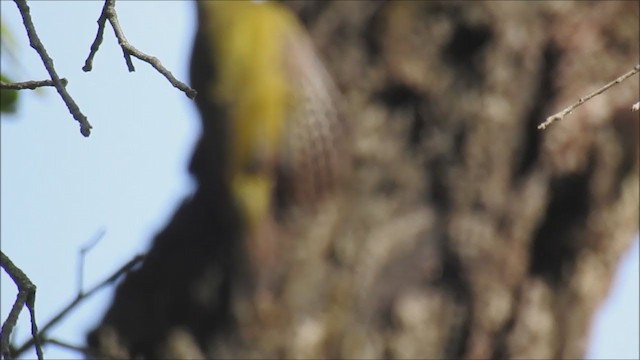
[0, 78, 68, 90]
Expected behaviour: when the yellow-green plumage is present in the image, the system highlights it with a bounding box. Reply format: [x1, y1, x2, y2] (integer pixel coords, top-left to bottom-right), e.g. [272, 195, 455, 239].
[196, 0, 345, 229]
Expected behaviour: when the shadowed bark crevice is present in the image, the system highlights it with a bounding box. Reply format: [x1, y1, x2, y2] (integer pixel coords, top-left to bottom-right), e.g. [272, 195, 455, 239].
[514, 43, 561, 180]
[529, 159, 593, 284]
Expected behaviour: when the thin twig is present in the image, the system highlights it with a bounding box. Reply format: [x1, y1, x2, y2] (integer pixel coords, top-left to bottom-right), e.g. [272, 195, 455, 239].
[0, 78, 67, 90]
[0, 251, 44, 360]
[44, 338, 92, 356]
[82, 0, 110, 72]
[12, 254, 146, 357]
[13, 0, 93, 137]
[104, 1, 135, 72]
[25, 295, 43, 360]
[538, 63, 640, 130]
[78, 229, 106, 294]
[83, 0, 197, 99]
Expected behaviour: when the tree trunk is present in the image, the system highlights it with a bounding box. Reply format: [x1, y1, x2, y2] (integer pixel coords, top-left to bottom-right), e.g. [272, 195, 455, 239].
[88, 2, 639, 359]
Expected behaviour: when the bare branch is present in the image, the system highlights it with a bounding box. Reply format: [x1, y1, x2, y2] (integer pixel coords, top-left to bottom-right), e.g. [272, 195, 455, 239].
[0, 251, 43, 360]
[0, 78, 67, 90]
[539, 63, 640, 130]
[83, 0, 197, 99]
[12, 254, 146, 357]
[13, 0, 92, 137]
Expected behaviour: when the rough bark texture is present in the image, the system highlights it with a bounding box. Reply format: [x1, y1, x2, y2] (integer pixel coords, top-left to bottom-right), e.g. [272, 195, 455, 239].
[88, 2, 639, 359]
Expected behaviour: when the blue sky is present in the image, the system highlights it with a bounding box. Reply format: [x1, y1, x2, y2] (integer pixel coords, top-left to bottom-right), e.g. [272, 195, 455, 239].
[0, 2, 637, 359]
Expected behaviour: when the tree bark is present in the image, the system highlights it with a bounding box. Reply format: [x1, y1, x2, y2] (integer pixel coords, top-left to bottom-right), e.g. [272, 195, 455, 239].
[88, 2, 639, 359]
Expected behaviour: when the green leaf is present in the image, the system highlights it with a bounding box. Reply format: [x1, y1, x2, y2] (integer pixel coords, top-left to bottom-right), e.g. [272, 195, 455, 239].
[1, 17, 20, 114]
[1, 74, 19, 114]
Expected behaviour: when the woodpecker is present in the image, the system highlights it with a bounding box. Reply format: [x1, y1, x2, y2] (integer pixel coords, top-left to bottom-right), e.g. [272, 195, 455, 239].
[190, 1, 348, 301]
[192, 0, 346, 229]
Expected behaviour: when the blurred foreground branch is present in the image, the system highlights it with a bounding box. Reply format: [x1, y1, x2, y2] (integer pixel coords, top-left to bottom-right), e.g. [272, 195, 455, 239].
[12, 254, 145, 358]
